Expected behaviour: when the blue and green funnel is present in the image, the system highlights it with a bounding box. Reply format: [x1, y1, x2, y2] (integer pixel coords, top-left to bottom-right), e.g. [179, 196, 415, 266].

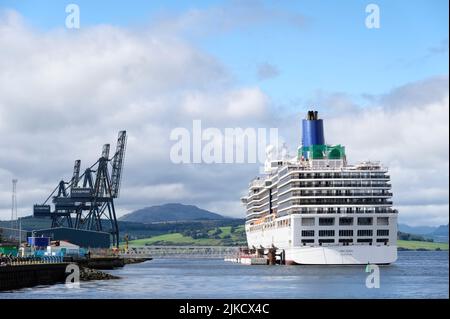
[299, 110, 345, 160]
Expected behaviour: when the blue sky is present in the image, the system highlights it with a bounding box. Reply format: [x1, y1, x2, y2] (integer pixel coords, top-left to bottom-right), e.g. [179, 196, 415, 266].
[0, 1, 448, 225]
[1, 0, 448, 106]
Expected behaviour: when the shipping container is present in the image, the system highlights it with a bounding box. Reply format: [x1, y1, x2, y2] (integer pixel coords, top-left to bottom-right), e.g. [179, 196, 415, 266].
[28, 237, 51, 247]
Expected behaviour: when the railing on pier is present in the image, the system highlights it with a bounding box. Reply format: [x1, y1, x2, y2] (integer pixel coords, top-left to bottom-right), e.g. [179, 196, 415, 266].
[121, 246, 241, 259]
[0, 256, 65, 266]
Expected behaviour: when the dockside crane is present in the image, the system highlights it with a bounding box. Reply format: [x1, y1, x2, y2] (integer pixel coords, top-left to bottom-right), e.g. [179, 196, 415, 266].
[33, 131, 127, 248]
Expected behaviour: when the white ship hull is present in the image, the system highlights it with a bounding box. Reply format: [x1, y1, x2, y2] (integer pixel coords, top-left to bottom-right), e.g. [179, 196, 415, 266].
[284, 245, 397, 265]
[245, 213, 398, 265]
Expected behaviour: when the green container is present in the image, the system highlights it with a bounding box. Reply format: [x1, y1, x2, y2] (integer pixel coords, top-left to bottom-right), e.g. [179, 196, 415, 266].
[327, 145, 345, 159]
[299, 144, 346, 160]
[0, 246, 18, 256]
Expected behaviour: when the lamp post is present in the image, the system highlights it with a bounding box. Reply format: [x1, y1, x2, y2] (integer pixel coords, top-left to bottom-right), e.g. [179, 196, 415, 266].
[18, 217, 21, 256]
[31, 230, 35, 257]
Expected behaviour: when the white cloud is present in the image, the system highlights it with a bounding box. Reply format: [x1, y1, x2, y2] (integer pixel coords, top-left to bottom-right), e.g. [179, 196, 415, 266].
[202, 200, 244, 219]
[120, 183, 194, 203]
[0, 9, 270, 220]
[150, 0, 305, 37]
[181, 87, 269, 120]
[395, 205, 449, 227]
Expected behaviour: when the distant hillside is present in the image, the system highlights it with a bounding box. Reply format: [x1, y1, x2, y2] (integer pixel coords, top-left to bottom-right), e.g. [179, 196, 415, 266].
[119, 203, 227, 223]
[398, 224, 436, 235]
[0, 216, 51, 231]
[432, 224, 449, 236]
[428, 224, 449, 243]
[398, 223, 448, 243]
[1, 215, 244, 243]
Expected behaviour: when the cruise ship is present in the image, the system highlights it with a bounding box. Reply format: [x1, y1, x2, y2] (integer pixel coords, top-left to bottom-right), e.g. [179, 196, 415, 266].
[241, 111, 398, 265]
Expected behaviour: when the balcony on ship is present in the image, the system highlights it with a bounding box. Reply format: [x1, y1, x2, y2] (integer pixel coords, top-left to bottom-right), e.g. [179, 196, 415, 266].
[278, 207, 397, 215]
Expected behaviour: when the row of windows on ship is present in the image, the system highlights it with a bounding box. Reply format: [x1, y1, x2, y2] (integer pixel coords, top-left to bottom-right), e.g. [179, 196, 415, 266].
[249, 198, 393, 214]
[278, 189, 392, 198]
[247, 195, 392, 210]
[300, 237, 390, 246]
[278, 171, 389, 182]
[247, 216, 391, 232]
[249, 189, 392, 203]
[277, 180, 391, 189]
[301, 229, 390, 237]
[247, 207, 396, 217]
[278, 165, 383, 173]
[277, 198, 393, 207]
[299, 229, 391, 246]
[251, 180, 391, 195]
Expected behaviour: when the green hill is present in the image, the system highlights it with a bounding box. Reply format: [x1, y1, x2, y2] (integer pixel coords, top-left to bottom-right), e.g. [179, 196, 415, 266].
[120, 203, 227, 223]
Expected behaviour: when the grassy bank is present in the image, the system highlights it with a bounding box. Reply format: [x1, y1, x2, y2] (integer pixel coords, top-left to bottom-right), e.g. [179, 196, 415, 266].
[397, 240, 448, 250]
[129, 232, 222, 246]
[128, 225, 246, 246]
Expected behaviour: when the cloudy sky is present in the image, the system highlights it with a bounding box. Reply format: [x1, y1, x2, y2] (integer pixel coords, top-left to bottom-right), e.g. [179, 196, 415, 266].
[0, 0, 448, 226]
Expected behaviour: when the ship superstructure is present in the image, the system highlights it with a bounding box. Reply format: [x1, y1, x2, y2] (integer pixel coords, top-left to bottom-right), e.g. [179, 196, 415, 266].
[241, 111, 398, 264]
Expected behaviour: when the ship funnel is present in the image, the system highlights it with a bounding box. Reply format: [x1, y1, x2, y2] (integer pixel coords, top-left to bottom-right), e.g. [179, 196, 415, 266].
[300, 110, 345, 160]
[302, 110, 325, 148]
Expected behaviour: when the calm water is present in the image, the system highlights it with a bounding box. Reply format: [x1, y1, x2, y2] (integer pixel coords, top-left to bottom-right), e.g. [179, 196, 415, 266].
[1, 251, 448, 299]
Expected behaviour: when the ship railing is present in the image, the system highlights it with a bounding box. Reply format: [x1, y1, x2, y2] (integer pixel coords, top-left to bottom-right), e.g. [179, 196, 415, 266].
[287, 174, 390, 180]
[283, 207, 397, 215]
[289, 191, 393, 197]
[286, 199, 393, 205]
[281, 181, 391, 188]
[89, 248, 118, 258]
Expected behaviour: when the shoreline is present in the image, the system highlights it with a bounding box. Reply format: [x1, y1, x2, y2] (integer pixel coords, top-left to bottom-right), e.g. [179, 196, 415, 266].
[80, 266, 120, 281]
[397, 247, 448, 251]
[0, 257, 151, 292]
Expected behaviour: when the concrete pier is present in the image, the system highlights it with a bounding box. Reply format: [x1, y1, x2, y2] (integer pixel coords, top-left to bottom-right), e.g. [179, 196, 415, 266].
[77, 257, 125, 270]
[0, 263, 68, 291]
[224, 247, 286, 265]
